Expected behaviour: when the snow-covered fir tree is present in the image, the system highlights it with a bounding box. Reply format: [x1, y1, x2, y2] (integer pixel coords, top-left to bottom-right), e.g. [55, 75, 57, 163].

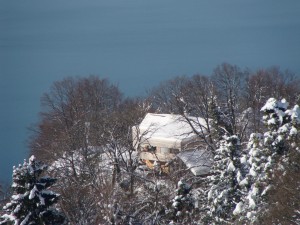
[234, 98, 300, 224]
[207, 135, 247, 223]
[233, 133, 271, 223]
[261, 98, 291, 155]
[0, 155, 65, 225]
[170, 179, 194, 224]
[260, 98, 300, 223]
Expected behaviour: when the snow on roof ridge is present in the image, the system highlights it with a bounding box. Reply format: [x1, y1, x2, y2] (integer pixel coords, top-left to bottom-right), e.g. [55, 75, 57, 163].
[138, 113, 205, 144]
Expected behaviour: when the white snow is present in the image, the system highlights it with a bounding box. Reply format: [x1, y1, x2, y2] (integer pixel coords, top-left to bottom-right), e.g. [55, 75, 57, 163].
[267, 118, 276, 125]
[276, 108, 286, 124]
[20, 212, 31, 225]
[29, 185, 37, 200]
[136, 113, 207, 148]
[172, 201, 179, 208]
[176, 211, 182, 216]
[50, 146, 123, 176]
[261, 98, 290, 125]
[233, 202, 243, 215]
[29, 155, 36, 163]
[278, 124, 289, 134]
[261, 98, 277, 111]
[11, 194, 24, 201]
[239, 177, 249, 186]
[261, 98, 288, 111]
[290, 126, 298, 135]
[250, 148, 259, 157]
[286, 105, 300, 123]
[41, 190, 56, 195]
[249, 168, 257, 177]
[178, 180, 184, 187]
[177, 149, 212, 176]
[236, 171, 242, 183]
[247, 211, 255, 220]
[38, 194, 45, 205]
[3, 202, 13, 210]
[261, 185, 271, 196]
[1, 214, 16, 223]
[251, 186, 259, 196]
[227, 161, 235, 172]
[278, 98, 289, 110]
[13, 204, 21, 214]
[248, 196, 256, 209]
[240, 155, 247, 164]
[174, 195, 181, 201]
[276, 135, 283, 142]
[207, 188, 213, 200]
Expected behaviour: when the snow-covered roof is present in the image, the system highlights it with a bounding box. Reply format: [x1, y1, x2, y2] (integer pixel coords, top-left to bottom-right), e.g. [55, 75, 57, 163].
[177, 149, 212, 176]
[137, 113, 206, 149]
[50, 146, 138, 176]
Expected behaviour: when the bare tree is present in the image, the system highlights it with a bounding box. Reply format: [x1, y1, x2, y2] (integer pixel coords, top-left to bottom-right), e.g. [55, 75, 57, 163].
[245, 67, 300, 133]
[211, 63, 248, 137]
[262, 147, 300, 225]
[29, 76, 124, 224]
[30, 76, 122, 162]
[148, 75, 190, 114]
[148, 75, 219, 152]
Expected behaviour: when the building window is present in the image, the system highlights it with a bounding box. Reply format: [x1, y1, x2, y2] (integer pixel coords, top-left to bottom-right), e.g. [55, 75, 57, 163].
[146, 145, 156, 152]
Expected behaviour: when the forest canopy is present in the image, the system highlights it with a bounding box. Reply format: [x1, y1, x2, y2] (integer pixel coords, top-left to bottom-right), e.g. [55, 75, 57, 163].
[1, 63, 300, 224]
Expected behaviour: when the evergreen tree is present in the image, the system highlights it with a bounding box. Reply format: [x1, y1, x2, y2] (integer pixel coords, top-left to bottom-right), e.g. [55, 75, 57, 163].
[234, 133, 271, 224]
[170, 179, 194, 224]
[234, 98, 300, 224]
[260, 99, 300, 223]
[207, 135, 247, 223]
[0, 156, 65, 225]
[261, 98, 290, 155]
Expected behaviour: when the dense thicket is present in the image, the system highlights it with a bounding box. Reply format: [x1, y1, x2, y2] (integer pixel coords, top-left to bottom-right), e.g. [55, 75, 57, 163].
[3, 64, 298, 224]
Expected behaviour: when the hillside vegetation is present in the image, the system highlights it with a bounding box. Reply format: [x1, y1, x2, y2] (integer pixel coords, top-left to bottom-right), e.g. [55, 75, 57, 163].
[1, 63, 300, 224]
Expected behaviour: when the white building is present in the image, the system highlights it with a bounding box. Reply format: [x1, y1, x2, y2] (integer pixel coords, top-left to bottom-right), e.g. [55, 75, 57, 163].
[133, 113, 212, 175]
